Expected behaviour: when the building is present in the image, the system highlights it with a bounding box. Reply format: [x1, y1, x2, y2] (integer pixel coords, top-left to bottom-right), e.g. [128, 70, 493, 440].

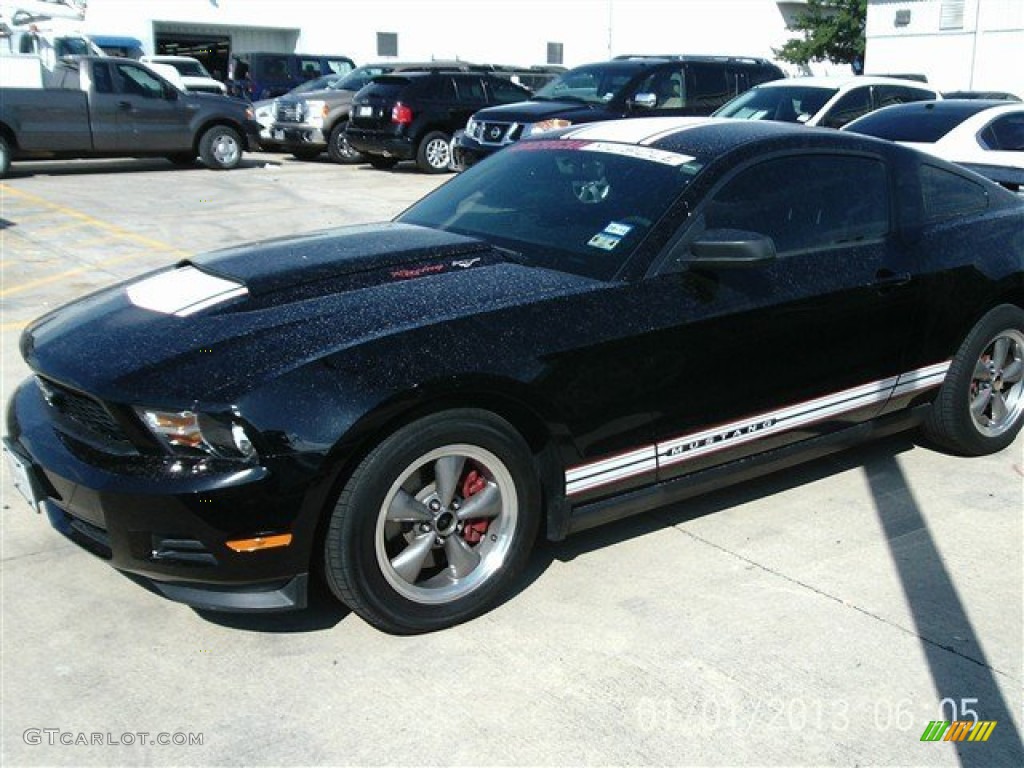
[79, 0, 838, 79]
[866, 0, 1024, 94]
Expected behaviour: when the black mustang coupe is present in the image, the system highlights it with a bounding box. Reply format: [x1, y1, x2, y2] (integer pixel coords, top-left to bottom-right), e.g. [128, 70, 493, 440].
[5, 118, 1023, 633]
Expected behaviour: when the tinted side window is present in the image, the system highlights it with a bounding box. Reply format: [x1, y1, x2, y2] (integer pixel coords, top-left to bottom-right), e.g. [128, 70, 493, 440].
[980, 113, 1024, 151]
[703, 154, 889, 254]
[297, 57, 321, 79]
[487, 78, 530, 104]
[638, 67, 685, 109]
[114, 62, 164, 98]
[258, 56, 289, 77]
[820, 87, 872, 128]
[874, 85, 935, 109]
[686, 63, 730, 110]
[91, 62, 112, 93]
[454, 76, 487, 103]
[921, 165, 989, 221]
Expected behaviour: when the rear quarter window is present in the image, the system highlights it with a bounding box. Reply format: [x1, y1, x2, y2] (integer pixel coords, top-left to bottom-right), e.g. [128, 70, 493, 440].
[921, 164, 989, 221]
[980, 113, 1024, 151]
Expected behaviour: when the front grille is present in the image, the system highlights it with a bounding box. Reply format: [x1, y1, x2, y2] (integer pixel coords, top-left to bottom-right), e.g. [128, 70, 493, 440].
[36, 377, 133, 449]
[478, 122, 512, 144]
[275, 100, 304, 123]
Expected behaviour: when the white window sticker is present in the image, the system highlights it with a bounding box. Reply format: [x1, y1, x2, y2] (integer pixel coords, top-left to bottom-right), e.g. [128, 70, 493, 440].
[581, 141, 693, 166]
[587, 233, 622, 251]
[604, 221, 633, 237]
[126, 265, 248, 317]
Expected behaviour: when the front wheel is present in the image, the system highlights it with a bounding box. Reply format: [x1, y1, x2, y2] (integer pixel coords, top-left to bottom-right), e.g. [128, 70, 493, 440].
[198, 125, 243, 170]
[924, 304, 1024, 455]
[327, 122, 364, 164]
[416, 130, 452, 174]
[324, 409, 540, 634]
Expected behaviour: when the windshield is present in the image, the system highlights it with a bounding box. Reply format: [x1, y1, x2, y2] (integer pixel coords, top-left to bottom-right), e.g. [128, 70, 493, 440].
[399, 140, 703, 280]
[532, 64, 639, 105]
[333, 66, 394, 92]
[714, 85, 838, 122]
[290, 74, 344, 94]
[170, 60, 210, 78]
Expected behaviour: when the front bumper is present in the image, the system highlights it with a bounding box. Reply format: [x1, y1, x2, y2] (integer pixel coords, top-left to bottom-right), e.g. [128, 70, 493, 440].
[449, 130, 500, 172]
[269, 122, 328, 151]
[4, 378, 332, 612]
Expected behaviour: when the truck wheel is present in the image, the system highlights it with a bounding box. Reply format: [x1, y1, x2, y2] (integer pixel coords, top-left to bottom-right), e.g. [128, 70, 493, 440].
[0, 135, 10, 178]
[416, 131, 452, 174]
[327, 122, 363, 164]
[199, 126, 243, 170]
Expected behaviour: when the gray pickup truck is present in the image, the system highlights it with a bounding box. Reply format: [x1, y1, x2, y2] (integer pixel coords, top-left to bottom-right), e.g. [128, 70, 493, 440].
[0, 56, 262, 176]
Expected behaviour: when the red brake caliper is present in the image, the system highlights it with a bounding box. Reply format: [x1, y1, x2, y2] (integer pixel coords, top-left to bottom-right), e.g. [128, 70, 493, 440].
[460, 468, 489, 544]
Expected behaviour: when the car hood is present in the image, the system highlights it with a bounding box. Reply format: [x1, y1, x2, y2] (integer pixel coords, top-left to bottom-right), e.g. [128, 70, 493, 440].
[471, 99, 616, 124]
[21, 223, 600, 405]
[277, 88, 356, 106]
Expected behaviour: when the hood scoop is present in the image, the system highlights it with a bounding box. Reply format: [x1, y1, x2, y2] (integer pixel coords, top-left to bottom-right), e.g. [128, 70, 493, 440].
[125, 265, 248, 317]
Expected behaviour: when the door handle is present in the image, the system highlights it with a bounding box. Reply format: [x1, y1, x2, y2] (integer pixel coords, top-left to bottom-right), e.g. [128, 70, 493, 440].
[874, 269, 911, 288]
[117, 101, 132, 111]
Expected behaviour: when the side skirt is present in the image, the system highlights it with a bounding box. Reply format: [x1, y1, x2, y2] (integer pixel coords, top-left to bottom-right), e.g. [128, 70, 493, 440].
[566, 406, 930, 535]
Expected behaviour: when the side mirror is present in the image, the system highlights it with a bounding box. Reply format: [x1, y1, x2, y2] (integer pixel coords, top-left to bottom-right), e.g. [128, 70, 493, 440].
[690, 229, 776, 269]
[630, 92, 657, 110]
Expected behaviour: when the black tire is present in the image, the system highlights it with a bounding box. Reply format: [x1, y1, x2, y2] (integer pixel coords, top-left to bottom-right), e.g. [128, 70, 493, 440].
[923, 304, 1024, 455]
[290, 149, 322, 161]
[327, 122, 364, 164]
[324, 409, 540, 634]
[415, 130, 452, 174]
[198, 125, 243, 170]
[1, 134, 12, 177]
[166, 152, 195, 167]
[367, 156, 398, 170]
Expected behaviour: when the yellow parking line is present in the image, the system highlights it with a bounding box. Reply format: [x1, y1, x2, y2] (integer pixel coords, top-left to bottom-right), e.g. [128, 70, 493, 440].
[1, 253, 142, 298]
[0, 184, 190, 297]
[0, 184, 189, 255]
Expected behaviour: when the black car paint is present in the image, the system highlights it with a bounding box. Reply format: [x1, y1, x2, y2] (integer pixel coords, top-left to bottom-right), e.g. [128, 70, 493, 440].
[6, 121, 1023, 612]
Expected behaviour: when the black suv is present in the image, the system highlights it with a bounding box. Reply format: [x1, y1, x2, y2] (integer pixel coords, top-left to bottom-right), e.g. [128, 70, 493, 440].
[345, 71, 532, 172]
[451, 55, 784, 169]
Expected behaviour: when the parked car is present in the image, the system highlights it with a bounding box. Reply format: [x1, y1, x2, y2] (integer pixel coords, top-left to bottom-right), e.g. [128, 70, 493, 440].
[270, 61, 474, 163]
[450, 55, 784, 170]
[844, 99, 1024, 191]
[141, 55, 227, 95]
[6, 118, 1023, 634]
[713, 75, 940, 128]
[228, 52, 356, 101]
[346, 70, 532, 172]
[252, 73, 348, 151]
[0, 56, 261, 176]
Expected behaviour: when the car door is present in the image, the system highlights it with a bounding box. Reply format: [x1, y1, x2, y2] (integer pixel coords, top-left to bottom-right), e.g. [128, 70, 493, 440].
[450, 75, 489, 132]
[641, 151, 928, 484]
[108, 60, 192, 151]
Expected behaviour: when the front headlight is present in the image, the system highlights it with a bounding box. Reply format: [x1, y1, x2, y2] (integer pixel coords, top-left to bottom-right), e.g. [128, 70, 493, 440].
[525, 119, 572, 137]
[305, 100, 327, 126]
[245, 106, 255, 120]
[465, 118, 478, 139]
[136, 408, 257, 461]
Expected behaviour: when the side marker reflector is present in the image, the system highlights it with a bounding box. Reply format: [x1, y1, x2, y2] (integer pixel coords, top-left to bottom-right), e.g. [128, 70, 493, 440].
[226, 533, 293, 553]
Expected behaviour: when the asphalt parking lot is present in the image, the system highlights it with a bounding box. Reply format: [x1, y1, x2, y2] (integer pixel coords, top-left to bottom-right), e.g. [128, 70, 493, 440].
[1, 151, 1021, 767]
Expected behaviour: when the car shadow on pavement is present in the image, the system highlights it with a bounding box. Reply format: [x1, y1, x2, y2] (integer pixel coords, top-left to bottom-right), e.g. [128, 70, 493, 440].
[4, 157, 277, 178]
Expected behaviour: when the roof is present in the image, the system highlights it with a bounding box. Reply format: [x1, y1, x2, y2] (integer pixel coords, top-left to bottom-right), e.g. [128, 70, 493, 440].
[754, 75, 937, 89]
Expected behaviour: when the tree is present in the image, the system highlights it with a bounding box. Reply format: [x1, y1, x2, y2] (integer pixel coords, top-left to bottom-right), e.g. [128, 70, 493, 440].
[775, 0, 867, 68]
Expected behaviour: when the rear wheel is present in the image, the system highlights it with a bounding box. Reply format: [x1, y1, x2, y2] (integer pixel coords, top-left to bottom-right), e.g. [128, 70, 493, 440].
[367, 156, 398, 170]
[416, 130, 452, 173]
[327, 122, 364, 164]
[198, 125, 243, 170]
[924, 304, 1024, 455]
[323, 409, 540, 634]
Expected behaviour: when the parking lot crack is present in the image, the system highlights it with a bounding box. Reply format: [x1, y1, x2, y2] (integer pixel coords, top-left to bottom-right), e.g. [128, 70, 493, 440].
[669, 524, 1018, 682]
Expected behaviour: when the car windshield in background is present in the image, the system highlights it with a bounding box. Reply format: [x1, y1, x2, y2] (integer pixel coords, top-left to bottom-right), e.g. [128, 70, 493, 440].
[532, 64, 637, 105]
[845, 102, 1005, 143]
[172, 60, 209, 77]
[333, 67, 392, 92]
[715, 85, 837, 122]
[399, 139, 704, 280]
[291, 74, 344, 94]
